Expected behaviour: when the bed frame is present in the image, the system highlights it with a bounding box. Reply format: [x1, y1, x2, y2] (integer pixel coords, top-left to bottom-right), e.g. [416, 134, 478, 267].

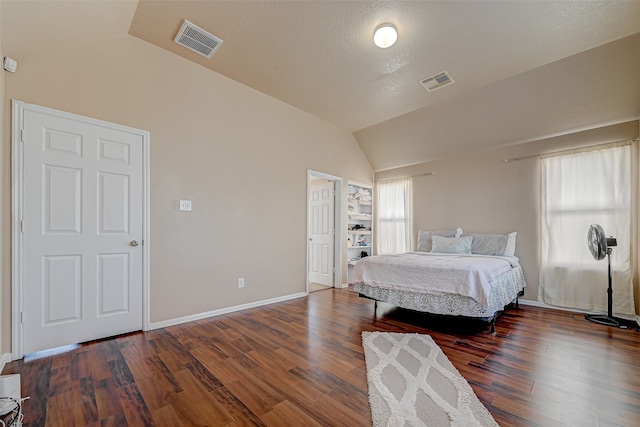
[359, 289, 524, 333]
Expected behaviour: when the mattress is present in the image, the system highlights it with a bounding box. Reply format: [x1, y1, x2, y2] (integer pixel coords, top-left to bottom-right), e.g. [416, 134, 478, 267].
[348, 252, 526, 318]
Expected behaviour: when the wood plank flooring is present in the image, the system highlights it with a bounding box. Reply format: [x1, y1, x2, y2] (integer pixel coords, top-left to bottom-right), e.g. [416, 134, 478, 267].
[4, 288, 640, 426]
[308, 282, 332, 293]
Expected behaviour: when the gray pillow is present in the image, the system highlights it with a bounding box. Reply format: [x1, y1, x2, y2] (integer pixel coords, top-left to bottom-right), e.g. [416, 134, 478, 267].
[431, 235, 473, 254]
[417, 227, 462, 252]
[467, 232, 517, 256]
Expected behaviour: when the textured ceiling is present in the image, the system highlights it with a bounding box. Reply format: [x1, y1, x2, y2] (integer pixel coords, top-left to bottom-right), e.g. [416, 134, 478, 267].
[356, 33, 640, 170]
[3, 1, 640, 171]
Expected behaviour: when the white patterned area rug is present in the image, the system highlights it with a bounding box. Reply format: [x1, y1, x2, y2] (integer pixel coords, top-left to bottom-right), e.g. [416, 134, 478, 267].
[362, 331, 499, 427]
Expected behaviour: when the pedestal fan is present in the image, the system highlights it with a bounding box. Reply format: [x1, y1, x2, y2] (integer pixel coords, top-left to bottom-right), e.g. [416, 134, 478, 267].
[585, 224, 635, 328]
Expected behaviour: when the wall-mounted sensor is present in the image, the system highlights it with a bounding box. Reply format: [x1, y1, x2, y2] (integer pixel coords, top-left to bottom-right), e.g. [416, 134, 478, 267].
[3, 57, 17, 73]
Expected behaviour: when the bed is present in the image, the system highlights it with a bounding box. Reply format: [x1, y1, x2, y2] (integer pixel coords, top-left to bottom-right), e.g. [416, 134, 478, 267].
[348, 229, 526, 332]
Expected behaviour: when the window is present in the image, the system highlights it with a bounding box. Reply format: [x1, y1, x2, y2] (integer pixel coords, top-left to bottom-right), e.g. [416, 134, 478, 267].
[376, 178, 412, 255]
[539, 143, 635, 315]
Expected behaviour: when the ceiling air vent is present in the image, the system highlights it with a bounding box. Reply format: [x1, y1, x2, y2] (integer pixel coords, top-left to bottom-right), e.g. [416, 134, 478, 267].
[419, 70, 455, 92]
[174, 20, 223, 59]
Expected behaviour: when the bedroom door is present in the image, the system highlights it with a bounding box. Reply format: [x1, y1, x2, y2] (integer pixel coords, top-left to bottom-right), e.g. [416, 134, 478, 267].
[17, 103, 145, 354]
[309, 181, 335, 286]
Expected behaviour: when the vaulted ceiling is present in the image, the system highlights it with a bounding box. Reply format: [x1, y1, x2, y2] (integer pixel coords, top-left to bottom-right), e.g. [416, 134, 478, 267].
[3, 1, 640, 171]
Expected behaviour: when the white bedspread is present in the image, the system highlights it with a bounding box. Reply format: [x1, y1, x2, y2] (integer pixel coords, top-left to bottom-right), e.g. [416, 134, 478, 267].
[349, 252, 519, 307]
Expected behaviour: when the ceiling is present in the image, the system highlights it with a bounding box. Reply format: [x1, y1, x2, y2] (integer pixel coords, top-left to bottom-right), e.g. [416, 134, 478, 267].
[3, 1, 640, 171]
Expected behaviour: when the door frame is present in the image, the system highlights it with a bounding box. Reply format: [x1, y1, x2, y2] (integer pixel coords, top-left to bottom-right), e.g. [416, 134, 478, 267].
[306, 170, 342, 292]
[11, 100, 151, 360]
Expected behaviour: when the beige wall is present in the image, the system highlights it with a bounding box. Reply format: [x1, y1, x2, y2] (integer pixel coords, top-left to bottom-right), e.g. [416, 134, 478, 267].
[0, 3, 5, 355]
[375, 121, 639, 303]
[1, 34, 373, 352]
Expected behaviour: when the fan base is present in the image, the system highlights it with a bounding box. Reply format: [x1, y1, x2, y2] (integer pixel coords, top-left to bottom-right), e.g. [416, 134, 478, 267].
[585, 314, 638, 329]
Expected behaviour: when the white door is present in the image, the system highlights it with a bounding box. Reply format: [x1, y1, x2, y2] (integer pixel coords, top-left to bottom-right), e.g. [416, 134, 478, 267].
[21, 107, 144, 354]
[309, 181, 335, 286]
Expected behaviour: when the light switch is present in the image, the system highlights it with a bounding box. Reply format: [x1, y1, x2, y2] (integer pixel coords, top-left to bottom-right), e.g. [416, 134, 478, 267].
[179, 200, 192, 211]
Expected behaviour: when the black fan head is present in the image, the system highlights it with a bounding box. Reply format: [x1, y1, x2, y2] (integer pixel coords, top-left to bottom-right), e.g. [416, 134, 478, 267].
[587, 224, 607, 260]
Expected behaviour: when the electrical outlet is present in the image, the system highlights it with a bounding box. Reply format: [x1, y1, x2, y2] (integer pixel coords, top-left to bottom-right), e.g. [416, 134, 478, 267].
[238, 278, 244, 288]
[179, 200, 192, 211]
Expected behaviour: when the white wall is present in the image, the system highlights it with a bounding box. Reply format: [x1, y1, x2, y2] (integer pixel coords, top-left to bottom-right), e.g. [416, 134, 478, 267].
[1, 34, 373, 352]
[375, 121, 639, 304]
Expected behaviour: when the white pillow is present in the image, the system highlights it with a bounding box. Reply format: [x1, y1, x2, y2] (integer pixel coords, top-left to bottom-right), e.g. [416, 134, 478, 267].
[467, 232, 517, 256]
[431, 235, 473, 254]
[504, 232, 517, 257]
[416, 227, 463, 252]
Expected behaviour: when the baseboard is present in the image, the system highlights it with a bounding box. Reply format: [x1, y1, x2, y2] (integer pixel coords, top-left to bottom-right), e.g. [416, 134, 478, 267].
[518, 299, 550, 308]
[0, 353, 12, 374]
[519, 299, 639, 323]
[148, 292, 308, 330]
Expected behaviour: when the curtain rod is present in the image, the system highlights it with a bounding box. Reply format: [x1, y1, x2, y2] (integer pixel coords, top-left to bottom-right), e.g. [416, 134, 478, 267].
[376, 172, 434, 183]
[503, 138, 638, 163]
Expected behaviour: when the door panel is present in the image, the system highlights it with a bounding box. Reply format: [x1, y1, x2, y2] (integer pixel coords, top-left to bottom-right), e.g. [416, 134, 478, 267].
[309, 181, 335, 286]
[44, 255, 82, 324]
[98, 253, 130, 316]
[22, 108, 143, 354]
[99, 172, 130, 233]
[44, 165, 82, 233]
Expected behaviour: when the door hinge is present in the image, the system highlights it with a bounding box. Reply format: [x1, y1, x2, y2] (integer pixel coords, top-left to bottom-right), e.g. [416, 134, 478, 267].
[333, 190, 336, 196]
[20, 220, 24, 232]
[20, 312, 24, 324]
[332, 229, 336, 235]
[20, 129, 25, 143]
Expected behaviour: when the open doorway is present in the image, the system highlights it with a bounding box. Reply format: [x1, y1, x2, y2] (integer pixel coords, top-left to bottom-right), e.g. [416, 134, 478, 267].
[307, 170, 342, 293]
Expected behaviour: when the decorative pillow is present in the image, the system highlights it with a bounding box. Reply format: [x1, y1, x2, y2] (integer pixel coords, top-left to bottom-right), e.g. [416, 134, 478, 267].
[467, 232, 517, 256]
[416, 227, 463, 252]
[430, 235, 473, 254]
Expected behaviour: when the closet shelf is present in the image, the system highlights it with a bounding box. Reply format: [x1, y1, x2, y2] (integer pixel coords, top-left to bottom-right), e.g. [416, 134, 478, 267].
[348, 214, 372, 220]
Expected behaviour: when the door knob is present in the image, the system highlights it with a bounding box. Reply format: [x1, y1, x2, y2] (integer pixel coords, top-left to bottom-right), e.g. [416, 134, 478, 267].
[130, 240, 139, 247]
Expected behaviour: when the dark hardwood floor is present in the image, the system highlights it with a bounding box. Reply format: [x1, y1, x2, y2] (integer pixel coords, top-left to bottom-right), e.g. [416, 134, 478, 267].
[4, 288, 640, 426]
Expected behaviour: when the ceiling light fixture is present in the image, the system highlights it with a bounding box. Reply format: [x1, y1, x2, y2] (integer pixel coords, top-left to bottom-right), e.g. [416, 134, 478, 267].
[373, 24, 397, 48]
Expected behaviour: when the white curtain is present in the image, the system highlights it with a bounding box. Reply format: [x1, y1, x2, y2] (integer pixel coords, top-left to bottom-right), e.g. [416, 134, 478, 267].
[377, 178, 412, 255]
[539, 143, 635, 315]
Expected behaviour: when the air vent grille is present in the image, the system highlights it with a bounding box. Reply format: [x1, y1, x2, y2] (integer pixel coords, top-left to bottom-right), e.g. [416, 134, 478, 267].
[174, 20, 223, 59]
[419, 70, 455, 92]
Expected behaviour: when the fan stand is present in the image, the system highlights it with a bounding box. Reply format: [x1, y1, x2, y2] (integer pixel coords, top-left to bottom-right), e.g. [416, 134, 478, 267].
[585, 248, 636, 328]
